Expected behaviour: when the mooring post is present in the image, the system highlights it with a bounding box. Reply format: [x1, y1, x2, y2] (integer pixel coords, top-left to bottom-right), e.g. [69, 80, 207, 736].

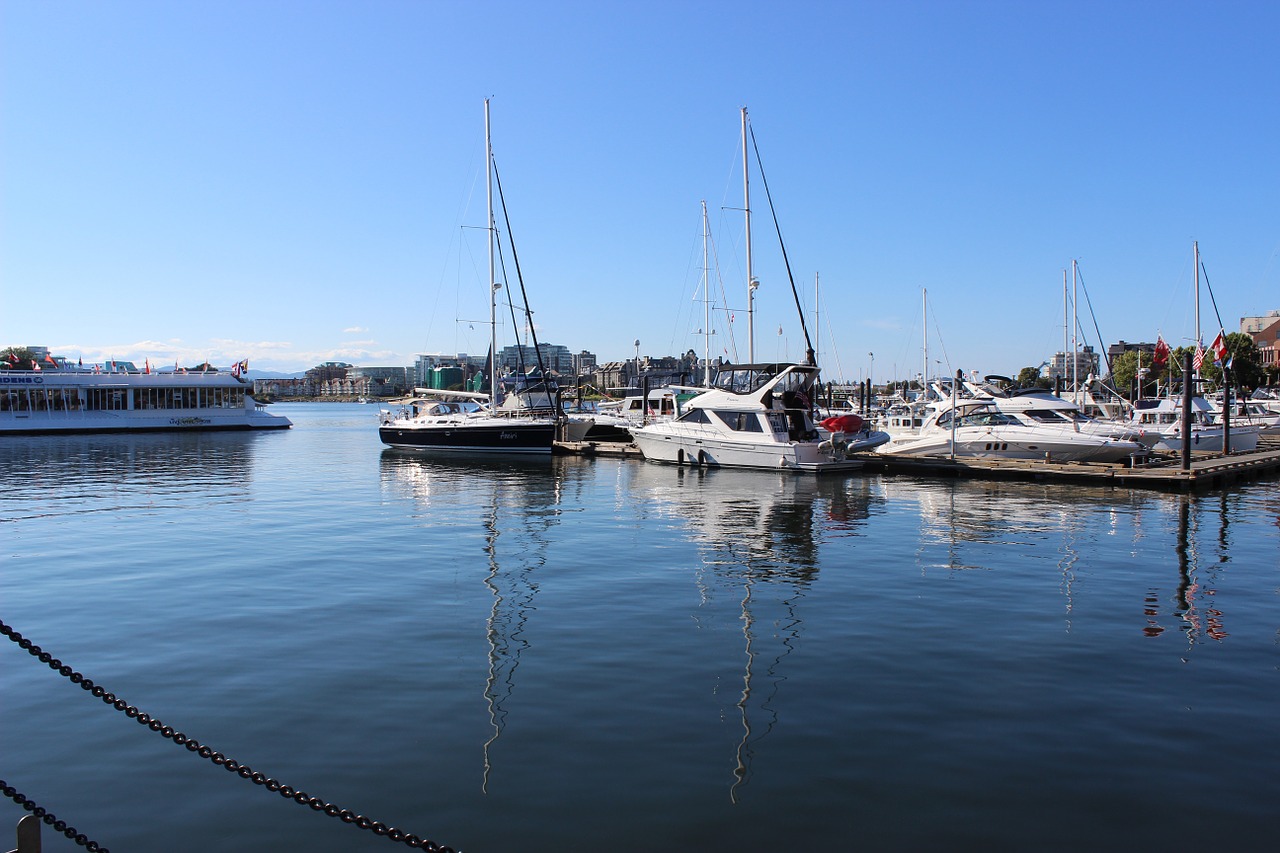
[1181, 350, 1193, 472]
[8, 814, 41, 853]
[1222, 369, 1231, 455]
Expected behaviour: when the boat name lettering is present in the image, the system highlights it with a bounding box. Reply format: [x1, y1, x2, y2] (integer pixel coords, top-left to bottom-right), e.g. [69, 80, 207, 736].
[169, 417, 213, 427]
[0, 376, 44, 385]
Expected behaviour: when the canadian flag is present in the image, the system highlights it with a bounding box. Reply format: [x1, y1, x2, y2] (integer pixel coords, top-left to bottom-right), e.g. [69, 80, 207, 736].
[1210, 330, 1230, 367]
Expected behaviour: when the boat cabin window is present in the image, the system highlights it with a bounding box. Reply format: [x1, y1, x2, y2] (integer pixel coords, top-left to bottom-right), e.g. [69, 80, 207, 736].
[713, 411, 765, 432]
[1024, 409, 1067, 423]
[677, 408, 711, 425]
[959, 411, 1017, 427]
[938, 408, 1016, 428]
[0, 388, 85, 413]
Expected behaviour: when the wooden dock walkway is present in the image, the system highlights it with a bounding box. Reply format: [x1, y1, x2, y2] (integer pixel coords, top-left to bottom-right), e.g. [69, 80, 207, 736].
[854, 441, 1280, 491]
[554, 436, 1280, 492]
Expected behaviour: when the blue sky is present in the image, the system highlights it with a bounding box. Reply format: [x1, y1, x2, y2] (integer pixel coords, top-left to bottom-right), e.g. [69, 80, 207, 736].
[3, 0, 1277, 382]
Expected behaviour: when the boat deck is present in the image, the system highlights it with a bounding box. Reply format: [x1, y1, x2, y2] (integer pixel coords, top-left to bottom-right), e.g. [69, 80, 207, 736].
[554, 437, 1280, 491]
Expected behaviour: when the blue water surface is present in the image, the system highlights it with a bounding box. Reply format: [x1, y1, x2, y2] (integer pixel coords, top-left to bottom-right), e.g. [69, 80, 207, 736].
[3, 403, 1278, 852]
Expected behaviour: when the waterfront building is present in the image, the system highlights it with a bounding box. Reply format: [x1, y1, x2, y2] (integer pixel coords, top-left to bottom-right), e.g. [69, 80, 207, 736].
[349, 366, 410, 398]
[498, 342, 576, 375]
[1047, 345, 1100, 383]
[1240, 310, 1280, 335]
[1246, 314, 1280, 379]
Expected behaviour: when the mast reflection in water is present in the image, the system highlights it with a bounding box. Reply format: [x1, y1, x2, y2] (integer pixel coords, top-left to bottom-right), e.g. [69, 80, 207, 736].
[629, 465, 876, 800]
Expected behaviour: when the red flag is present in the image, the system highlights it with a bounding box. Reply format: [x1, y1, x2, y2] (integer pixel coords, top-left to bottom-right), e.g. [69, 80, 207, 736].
[1210, 330, 1228, 364]
[44, 354, 56, 365]
[1152, 335, 1169, 366]
[144, 359, 151, 374]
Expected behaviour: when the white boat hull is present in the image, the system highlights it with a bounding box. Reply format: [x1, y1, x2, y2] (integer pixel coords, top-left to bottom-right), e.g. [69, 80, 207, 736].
[878, 426, 1145, 463]
[633, 427, 862, 472]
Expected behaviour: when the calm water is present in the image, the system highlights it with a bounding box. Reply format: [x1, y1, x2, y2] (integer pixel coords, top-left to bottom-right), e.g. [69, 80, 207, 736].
[3, 403, 1278, 852]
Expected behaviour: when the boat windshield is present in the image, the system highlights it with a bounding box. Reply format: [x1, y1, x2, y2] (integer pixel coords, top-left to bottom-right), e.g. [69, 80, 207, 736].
[712, 364, 817, 396]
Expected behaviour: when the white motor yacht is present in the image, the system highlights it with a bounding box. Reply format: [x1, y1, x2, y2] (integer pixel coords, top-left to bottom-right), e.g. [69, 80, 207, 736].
[1125, 397, 1261, 452]
[632, 363, 888, 473]
[877, 398, 1146, 462]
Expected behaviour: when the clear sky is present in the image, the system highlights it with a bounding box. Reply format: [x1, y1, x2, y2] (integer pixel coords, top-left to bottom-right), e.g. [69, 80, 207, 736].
[3, 0, 1277, 382]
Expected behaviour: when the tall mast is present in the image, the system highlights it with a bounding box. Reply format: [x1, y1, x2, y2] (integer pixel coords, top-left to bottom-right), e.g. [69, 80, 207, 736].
[922, 287, 928, 391]
[814, 272, 820, 368]
[742, 107, 755, 363]
[1071, 259, 1079, 402]
[702, 200, 712, 387]
[485, 99, 499, 410]
[1062, 268, 1068, 389]
[1193, 240, 1201, 383]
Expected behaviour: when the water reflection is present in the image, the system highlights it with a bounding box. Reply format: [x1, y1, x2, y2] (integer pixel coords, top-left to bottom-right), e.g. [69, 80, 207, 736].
[625, 465, 876, 799]
[378, 451, 584, 791]
[0, 432, 261, 520]
[875, 478, 1245, 646]
[1147, 495, 1229, 645]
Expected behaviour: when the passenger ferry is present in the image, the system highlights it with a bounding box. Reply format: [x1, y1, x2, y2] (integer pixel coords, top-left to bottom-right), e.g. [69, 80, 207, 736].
[0, 367, 291, 434]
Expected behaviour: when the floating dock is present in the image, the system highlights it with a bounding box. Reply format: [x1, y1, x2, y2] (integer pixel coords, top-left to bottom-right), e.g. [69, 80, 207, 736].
[554, 437, 1280, 492]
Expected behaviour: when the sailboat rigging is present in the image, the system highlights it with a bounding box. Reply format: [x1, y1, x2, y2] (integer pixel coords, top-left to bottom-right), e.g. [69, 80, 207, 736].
[378, 99, 558, 454]
[631, 109, 888, 471]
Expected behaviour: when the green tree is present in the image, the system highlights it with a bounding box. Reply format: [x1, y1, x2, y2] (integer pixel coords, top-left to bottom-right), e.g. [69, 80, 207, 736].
[1196, 332, 1264, 391]
[1015, 366, 1042, 388]
[1109, 351, 1170, 399]
[1, 346, 36, 369]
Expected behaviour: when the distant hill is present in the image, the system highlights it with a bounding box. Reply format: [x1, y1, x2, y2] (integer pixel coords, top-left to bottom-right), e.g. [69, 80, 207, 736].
[244, 369, 306, 380]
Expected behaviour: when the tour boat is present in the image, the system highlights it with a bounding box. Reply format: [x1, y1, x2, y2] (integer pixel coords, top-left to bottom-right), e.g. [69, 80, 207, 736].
[0, 368, 291, 434]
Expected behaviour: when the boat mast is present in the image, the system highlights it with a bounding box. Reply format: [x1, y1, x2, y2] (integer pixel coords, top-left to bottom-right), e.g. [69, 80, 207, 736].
[485, 99, 500, 411]
[702, 200, 712, 387]
[814, 271, 820, 371]
[1193, 240, 1201, 385]
[922, 287, 928, 393]
[742, 107, 755, 363]
[1071, 258, 1079, 403]
[1062, 268, 1068, 393]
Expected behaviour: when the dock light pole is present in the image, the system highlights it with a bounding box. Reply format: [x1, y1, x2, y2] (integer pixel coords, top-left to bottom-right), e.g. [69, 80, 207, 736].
[634, 339, 640, 387]
[868, 353, 874, 400]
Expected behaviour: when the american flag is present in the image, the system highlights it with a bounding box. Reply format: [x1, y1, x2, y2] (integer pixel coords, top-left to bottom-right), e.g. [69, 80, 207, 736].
[1192, 341, 1206, 371]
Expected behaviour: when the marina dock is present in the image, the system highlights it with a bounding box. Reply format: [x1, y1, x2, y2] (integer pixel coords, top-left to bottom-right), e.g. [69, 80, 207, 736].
[554, 437, 1280, 492]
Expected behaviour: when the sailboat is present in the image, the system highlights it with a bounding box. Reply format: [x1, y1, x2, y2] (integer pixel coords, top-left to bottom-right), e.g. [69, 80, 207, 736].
[379, 100, 557, 454]
[632, 108, 885, 472]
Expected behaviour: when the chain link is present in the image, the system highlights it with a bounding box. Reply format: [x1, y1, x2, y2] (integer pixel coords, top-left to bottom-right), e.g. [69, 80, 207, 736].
[1, 618, 459, 852]
[0, 780, 108, 852]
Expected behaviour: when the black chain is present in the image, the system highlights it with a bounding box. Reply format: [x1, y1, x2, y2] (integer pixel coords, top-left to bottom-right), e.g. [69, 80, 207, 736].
[0, 780, 108, 852]
[1, 619, 459, 852]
